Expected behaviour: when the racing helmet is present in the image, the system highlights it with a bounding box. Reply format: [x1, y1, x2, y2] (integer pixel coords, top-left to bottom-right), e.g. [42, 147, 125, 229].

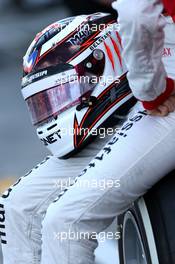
[21, 13, 135, 158]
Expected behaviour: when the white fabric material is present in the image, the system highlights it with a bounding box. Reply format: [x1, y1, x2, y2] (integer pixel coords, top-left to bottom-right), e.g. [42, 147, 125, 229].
[1, 102, 175, 264]
[1, 15, 175, 264]
[112, 0, 172, 101]
[0, 240, 3, 264]
[0, 134, 112, 264]
[162, 16, 175, 79]
[40, 104, 175, 264]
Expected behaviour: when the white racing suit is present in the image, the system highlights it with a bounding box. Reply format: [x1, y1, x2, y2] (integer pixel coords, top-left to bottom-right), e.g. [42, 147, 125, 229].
[113, 0, 175, 109]
[0, 15, 175, 264]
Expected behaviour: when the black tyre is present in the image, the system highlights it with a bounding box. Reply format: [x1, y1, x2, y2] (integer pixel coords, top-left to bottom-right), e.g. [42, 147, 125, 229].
[118, 170, 175, 264]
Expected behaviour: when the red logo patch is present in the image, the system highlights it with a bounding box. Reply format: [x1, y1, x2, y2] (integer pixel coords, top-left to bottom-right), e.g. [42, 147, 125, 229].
[162, 48, 172, 57]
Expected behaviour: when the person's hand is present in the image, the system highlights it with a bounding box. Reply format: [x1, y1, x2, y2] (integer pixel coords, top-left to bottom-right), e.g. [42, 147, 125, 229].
[147, 81, 175, 116]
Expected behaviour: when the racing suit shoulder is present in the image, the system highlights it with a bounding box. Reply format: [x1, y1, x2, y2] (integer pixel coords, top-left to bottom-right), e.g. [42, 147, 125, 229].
[113, 0, 174, 110]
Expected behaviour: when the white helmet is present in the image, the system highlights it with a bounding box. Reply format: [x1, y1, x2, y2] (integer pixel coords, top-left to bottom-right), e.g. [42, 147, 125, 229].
[21, 13, 135, 158]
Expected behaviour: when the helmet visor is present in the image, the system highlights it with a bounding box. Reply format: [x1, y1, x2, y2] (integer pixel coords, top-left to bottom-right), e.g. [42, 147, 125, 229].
[26, 79, 92, 126]
[24, 50, 105, 126]
[26, 82, 81, 125]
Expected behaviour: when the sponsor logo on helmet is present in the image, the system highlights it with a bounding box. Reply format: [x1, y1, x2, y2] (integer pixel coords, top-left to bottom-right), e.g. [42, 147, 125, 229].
[22, 70, 48, 87]
[24, 49, 39, 73]
[90, 31, 112, 51]
[67, 25, 92, 45]
[40, 129, 61, 146]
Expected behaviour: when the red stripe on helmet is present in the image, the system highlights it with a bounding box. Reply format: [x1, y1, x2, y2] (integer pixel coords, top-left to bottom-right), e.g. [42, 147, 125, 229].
[104, 42, 115, 71]
[116, 32, 122, 47]
[110, 37, 123, 68]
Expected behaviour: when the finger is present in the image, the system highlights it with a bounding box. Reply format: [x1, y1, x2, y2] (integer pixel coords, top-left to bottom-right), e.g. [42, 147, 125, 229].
[163, 99, 175, 112]
[164, 95, 175, 112]
[157, 105, 169, 116]
[147, 109, 161, 116]
[169, 95, 175, 108]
